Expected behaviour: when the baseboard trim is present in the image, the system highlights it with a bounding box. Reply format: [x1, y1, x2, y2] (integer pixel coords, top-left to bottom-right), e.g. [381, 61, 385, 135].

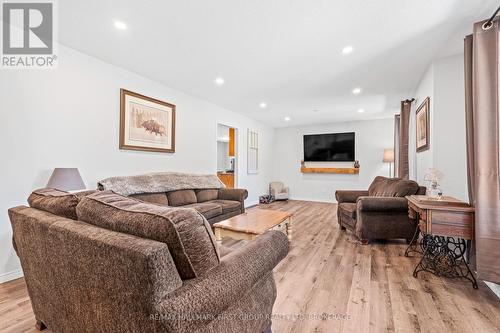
[245, 200, 259, 208]
[0, 269, 23, 284]
[289, 197, 335, 203]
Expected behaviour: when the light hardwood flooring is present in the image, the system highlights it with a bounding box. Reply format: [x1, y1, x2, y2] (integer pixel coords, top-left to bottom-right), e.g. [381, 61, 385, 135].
[1, 200, 499, 332]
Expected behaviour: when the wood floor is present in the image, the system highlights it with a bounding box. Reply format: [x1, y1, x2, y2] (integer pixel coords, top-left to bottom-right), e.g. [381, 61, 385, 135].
[1, 200, 499, 333]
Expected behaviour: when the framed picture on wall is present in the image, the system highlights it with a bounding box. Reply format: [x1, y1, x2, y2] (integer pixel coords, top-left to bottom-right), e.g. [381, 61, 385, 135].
[416, 97, 430, 152]
[119, 89, 176, 153]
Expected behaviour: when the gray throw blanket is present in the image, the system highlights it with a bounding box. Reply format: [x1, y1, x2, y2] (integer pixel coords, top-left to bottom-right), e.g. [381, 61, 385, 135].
[98, 172, 225, 196]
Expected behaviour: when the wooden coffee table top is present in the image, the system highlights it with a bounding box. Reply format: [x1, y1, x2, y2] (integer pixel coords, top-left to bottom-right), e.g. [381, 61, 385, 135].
[213, 208, 292, 235]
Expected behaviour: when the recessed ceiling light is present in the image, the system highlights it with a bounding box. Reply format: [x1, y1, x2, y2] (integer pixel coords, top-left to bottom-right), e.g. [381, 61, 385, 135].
[313, 109, 319, 112]
[342, 46, 354, 54]
[352, 87, 362, 95]
[259, 102, 267, 109]
[214, 77, 225, 86]
[358, 108, 365, 113]
[114, 20, 127, 30]
[284, 116, 291, 122]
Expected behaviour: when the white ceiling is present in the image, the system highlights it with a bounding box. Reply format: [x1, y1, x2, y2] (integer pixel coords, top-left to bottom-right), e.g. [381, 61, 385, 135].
[58, 0, 497, 127]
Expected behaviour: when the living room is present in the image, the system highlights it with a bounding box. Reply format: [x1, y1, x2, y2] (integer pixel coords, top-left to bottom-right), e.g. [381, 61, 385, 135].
[1, 1, 500, 332]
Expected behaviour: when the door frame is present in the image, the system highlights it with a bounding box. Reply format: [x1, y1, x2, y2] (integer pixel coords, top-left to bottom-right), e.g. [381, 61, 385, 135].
[216, 122, 239, 188]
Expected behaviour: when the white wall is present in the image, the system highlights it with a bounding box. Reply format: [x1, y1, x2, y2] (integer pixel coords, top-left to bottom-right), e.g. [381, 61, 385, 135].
[433, 55, 467, 201]
[0, 45, 274, 282]
[409, 54, 467, 201]
[272, 118, 394, 202]
[409, 64, 434, 184]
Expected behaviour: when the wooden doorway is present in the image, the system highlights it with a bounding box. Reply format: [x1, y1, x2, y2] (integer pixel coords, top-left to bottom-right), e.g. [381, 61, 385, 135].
[216, 124, 237, 188]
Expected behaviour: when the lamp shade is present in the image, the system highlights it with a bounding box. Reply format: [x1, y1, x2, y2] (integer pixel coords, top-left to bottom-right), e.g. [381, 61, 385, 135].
[46, 168, 86, 191]
[383, 149, 395, 163]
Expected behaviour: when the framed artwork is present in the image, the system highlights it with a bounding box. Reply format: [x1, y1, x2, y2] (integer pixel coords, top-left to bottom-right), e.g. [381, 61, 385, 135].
[119, 89, 176, 153]
[247, 129, 259, 174]
[416, 97, 430, 152]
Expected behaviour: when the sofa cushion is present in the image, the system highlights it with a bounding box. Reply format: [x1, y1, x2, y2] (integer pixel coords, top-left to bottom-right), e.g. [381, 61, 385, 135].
[196, 189, 219, 203]
[210, 200, 241, 214]
[339, 203, 357, 219]
[184, 202, 223, 219]
[77, 191, 220, 279]
[167, 190, 197, 206]
[129, 192, 169, 206]
[28, 188, 80, 220]
[368, 176, 419, 197]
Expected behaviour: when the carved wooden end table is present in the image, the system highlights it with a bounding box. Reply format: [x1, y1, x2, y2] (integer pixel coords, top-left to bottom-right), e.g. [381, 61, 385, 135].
[404, 195, 478, 289]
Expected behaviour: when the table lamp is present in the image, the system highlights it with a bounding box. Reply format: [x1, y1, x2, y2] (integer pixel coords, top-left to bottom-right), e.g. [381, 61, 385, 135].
[46, 168, 86, 192]
[383, 149, 395, 177]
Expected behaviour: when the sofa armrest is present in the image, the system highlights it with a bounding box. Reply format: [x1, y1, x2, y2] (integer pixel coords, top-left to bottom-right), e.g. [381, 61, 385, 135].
[155, 231, 288, 330]
[218, 188, 248, 202]
[218, 188, 248, 212]
[335, 190, 369, 203]
[357, 197, 408, 212]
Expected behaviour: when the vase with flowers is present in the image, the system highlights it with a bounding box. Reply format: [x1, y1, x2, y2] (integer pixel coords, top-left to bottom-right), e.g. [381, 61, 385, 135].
[424, 168, 444, 199]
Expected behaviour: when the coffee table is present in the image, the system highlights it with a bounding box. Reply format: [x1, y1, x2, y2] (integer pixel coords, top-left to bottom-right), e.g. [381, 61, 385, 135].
[213, 208, 292, 242]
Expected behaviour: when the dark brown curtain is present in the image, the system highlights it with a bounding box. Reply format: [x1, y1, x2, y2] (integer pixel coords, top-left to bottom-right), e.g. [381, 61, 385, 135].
[394, 115, 400, 178]
[465, 18, 500, 284]
[397, 101, 411, 179]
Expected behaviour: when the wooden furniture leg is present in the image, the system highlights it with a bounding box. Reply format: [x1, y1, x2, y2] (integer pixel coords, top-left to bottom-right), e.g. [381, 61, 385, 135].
[285, 217, 292, 241]
[214, 227, 222, 243]
[35, 319, 46, 331]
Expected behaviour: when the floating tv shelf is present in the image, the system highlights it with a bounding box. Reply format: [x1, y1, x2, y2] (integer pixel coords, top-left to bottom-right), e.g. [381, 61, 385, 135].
[300, 166, 359, 174]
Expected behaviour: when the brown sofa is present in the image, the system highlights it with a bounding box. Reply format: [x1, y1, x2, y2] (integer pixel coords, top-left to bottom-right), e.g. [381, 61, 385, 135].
[335, 176, 426, 244]
[9, 189, 288, 333]
[129, 188, 248, 225]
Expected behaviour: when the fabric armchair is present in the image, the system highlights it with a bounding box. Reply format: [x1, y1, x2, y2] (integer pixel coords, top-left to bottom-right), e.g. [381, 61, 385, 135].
[335, 176, 426, 244]
[269, 181, 289, 201]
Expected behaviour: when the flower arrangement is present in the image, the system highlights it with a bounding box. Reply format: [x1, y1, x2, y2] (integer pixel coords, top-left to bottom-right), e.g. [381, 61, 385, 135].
[424, 168, 444, 199]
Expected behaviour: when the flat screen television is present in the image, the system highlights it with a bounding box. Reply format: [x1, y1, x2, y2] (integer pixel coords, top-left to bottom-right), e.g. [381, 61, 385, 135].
[303, 132, 355, 162]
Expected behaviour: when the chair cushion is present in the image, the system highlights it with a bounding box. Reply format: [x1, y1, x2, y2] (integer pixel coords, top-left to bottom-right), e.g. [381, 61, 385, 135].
[167, 190, 197, 206]
[270, 182, 284, 192]
[209, 200, 241, 214]
[339, 203, 357, 219]
[28, 188, 80, 220]
[368, 176, 419, 197]
[129, 192, 169, 206]
[196, 189, 219, 203]
[77, 191, 220, 279]
[275, 193, 289, 200]
[184, 202, 223, 219]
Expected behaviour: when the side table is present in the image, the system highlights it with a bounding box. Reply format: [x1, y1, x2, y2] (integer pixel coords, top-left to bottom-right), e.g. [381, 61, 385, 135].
[404, 195, 478, 289]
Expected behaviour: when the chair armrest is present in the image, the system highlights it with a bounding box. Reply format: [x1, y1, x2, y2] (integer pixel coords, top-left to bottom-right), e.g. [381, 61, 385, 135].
[283, 187, 289, 194]
[335, 190, 369, 203]
[357, 197, 408, 212]
[218, 188, 248, 202]
[154, 231, 288, 329]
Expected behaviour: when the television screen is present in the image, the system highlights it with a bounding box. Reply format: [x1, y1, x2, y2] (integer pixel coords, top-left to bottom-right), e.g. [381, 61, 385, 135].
[303, 132, 355, 162]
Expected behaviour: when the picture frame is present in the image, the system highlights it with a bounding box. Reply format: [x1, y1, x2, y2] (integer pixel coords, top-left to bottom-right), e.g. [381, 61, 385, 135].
[119, 89, 176, 153]
[416, 97, 430, 153]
